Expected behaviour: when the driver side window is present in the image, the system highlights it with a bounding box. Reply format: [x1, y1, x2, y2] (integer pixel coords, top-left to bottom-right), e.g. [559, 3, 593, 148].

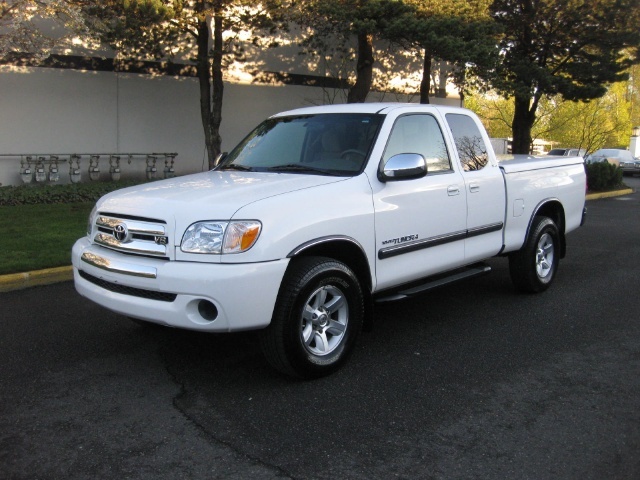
[382, 114, 452, 173]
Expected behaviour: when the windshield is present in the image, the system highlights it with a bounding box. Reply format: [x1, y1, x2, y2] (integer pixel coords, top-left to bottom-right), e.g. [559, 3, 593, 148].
[548, 149, 567, 155]
[217, 113, 384, 176]
[592, 149, 624, 158]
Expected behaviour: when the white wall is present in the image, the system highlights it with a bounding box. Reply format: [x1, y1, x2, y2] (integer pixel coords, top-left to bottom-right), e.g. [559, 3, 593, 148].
[0, 65, 460, 186]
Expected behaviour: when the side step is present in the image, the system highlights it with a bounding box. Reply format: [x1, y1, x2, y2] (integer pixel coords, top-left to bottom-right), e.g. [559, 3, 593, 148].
[374, 262, 492, 303]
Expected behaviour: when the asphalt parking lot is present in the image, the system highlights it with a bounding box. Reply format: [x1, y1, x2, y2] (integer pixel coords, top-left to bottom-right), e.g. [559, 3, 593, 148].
[1, 177, 639, 479]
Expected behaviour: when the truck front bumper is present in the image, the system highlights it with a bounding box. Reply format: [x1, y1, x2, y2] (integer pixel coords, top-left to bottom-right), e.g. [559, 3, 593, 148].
[72, 238, 289, 332]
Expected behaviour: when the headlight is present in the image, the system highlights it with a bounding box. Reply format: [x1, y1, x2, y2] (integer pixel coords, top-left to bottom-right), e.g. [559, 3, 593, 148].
[87, 205, 97, 237]
[180, 221, 261, 254]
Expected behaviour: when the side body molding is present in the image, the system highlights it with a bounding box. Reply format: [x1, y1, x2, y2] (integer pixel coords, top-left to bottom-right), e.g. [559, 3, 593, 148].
[378, 222, 504, 260]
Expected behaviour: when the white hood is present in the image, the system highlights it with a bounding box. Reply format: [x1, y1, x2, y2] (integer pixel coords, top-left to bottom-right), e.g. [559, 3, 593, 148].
[96, 170, 347, 221]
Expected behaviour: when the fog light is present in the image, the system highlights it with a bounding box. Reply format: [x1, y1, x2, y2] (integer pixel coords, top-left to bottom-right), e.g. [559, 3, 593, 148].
[197, 300, 218, 321]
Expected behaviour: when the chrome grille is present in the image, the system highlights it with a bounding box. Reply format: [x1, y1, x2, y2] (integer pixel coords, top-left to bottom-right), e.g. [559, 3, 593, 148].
[93, 214, 170, 258]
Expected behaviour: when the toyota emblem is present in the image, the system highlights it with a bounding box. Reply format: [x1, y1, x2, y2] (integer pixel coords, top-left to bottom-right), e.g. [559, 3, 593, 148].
[113, 223, 129, 242]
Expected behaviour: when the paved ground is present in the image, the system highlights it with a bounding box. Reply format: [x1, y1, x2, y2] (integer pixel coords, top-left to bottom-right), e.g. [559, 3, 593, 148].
[1, 177, 639, 479]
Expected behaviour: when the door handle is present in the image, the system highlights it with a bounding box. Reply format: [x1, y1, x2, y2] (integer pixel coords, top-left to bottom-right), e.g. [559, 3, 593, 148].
[447, 185, 460, 196]
[469, 183, 480, 193]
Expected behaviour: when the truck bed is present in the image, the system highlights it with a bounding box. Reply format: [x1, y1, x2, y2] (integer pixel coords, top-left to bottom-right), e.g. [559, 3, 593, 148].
[497, 154, 584, 173]
[498, 154, 586, 252]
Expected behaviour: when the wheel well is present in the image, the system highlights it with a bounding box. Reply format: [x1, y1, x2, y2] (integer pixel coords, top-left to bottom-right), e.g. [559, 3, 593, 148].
[288, 239, 375, 331]
[289, 239, 373, 293]
[533, 200, 567, 257]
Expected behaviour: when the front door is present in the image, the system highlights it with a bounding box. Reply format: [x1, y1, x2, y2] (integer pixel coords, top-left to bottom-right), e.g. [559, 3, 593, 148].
[372, 113, 468, 291]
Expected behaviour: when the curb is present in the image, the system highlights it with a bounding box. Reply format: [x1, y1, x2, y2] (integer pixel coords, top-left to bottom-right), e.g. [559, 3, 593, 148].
[0, 187, 635, 293]
[0, 266, 73, 293]
[586, 188, 634, 200]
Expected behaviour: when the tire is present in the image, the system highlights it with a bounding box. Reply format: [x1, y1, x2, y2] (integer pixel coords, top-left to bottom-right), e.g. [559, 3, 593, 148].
[509, 216, 560, 293]
[260, 256, 364, 379]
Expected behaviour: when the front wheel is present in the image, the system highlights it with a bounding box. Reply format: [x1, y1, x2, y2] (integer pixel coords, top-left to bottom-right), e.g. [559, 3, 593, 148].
[509, 216, 560, 293]
[260, 257, 364, 379]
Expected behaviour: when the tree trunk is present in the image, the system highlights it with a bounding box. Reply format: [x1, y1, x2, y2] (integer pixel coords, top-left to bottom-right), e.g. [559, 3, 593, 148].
[196, 14, 224, 170]
[512, 94, 536, 154]
[347, 32, 373, 103]
[419, 48, 432, 104]
[210, 13, 224, 169]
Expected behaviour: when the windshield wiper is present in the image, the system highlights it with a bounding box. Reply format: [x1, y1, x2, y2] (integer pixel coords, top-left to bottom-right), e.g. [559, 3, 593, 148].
[218, 164, 254, 172]
[267, 164, 339, 175]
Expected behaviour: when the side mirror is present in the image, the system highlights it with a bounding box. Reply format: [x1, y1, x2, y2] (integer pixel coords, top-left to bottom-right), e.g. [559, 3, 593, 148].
[378, 153, 427, 182]
[213, 152, 227, 169]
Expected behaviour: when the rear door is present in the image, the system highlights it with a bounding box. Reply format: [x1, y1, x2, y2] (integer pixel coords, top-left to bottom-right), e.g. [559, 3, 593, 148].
[444, 113, 505, 262]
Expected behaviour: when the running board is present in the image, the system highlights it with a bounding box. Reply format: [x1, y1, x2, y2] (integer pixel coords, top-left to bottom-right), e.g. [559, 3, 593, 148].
[374, 263, 492, 303]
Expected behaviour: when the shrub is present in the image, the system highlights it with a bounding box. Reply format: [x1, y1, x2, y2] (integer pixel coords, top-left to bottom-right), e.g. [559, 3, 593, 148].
[585, 161, 623, 192]
[0, 180, 148, 206]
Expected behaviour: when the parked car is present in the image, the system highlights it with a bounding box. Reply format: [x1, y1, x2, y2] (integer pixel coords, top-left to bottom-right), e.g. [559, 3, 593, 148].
[620, 158, 640, 176]
[548, 148, 586, 157]
[585, 148, 640, 175]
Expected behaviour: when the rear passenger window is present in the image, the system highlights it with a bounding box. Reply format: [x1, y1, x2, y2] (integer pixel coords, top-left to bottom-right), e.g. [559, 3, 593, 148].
[382, 114, 452, 173]
[446, 113, 489, 171]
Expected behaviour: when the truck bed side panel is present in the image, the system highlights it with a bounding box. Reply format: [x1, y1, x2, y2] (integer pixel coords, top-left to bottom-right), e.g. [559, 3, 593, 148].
[501, 159, 586, 252]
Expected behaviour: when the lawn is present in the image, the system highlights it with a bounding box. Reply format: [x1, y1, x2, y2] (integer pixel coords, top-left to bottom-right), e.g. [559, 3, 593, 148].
[0, 202, 93, 275]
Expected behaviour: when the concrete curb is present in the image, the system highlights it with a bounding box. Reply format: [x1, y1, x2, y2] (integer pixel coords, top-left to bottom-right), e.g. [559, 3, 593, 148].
[586, 188, 634, 200]
[0, 266, 73, 293]
[0, 187, 635, 293]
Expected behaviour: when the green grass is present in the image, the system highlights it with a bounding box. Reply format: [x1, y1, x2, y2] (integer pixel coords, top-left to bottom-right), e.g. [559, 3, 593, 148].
[0, 202, 93, 275]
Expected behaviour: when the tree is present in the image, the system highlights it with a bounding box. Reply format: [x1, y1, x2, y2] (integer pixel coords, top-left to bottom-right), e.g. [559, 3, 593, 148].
[541, 84, 631, 153]
[628, 63, 640, 128]
[489, 0, 640, 153]
[290, 0, 413, 103]
[465, 92, 514, 138]
[83, 0, 283, 168]
[467, 83, 632, 155]
[397, 0, 499, 104]
[0, 0, 94, 60]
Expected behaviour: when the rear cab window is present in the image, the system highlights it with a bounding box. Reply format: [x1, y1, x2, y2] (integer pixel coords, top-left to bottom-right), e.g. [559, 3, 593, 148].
[445, 113, 490, 171]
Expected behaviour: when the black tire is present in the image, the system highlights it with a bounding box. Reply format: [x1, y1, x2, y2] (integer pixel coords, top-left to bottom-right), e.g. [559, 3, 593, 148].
[509, 216, 560, 293]
[260, 256, 364, 379]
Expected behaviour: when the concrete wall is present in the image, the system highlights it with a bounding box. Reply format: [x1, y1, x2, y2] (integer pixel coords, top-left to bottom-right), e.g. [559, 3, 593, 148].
[0, 65, 460, 186]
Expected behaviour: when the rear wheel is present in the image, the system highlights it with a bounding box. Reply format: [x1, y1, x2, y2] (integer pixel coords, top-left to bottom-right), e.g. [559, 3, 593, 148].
[260, 257, 364, 379]
[509, 216, 560, 293]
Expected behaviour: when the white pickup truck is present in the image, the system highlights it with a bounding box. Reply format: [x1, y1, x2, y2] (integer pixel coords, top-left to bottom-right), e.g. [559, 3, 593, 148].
[72, 103, 586, 379]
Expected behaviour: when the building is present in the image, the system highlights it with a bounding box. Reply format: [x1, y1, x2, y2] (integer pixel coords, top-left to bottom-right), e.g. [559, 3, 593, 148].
[0, 19, 461, 187]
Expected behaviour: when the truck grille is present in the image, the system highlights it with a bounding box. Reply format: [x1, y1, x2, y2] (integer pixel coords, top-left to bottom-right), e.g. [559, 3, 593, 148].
[79, 270, 177, 302]
[92, 212, 170, 259]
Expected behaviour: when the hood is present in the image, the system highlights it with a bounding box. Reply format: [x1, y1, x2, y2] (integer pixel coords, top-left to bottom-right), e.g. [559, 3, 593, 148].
[96, 170, 347, 220]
